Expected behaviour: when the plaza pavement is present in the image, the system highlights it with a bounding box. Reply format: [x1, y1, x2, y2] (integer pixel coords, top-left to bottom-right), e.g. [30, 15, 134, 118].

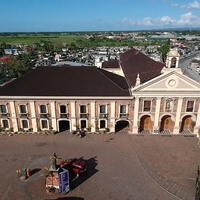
[0, 132, 199, 200]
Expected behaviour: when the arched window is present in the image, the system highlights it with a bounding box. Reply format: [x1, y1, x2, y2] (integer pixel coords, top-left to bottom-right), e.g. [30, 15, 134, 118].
[170, 57, 176, 68]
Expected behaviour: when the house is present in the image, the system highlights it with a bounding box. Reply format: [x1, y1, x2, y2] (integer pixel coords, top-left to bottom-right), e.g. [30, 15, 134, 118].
[0, 48, 200, 136]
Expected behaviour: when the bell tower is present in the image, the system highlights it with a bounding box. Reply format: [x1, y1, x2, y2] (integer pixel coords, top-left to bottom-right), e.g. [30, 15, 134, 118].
[165, 49, 180, 69]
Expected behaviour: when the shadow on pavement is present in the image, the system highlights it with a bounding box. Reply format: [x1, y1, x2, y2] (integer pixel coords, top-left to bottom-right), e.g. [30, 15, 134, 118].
[31, 168, 41, 175]
[70, 156, 98, 191]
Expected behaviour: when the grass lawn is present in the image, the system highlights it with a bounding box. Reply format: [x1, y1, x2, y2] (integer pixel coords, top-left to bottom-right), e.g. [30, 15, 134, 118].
[0, 33, 83, 45]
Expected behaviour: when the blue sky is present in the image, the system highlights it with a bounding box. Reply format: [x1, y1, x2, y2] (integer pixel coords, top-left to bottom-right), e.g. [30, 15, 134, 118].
[0, 0, 200, 32]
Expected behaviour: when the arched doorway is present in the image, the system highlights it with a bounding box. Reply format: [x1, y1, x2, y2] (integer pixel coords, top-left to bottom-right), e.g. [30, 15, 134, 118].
[160, 115, 173, 134]
[180, 116, 195, 133]
[115, 120, 129, 133]
[58, 120, 70, 132]
[139, 115, 152, 133]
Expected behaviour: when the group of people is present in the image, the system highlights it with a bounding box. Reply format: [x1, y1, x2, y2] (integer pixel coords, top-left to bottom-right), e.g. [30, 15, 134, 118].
[78, 128, 85, 138]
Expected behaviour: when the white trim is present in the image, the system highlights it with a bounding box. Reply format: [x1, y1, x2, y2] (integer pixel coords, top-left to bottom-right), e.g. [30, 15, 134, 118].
[20, 119, 29, 130]
[164, 98, 174, 112]
[185, 100, 195, 112]
[79, 104, 88, 116]
[57, 119, 71, 132]
[59, 104, 68, 114]
[79, 119, 88, 129]
[18, 104, 28, 114]
[40, 119, 49, 130]
[181, 113, 196, 122]
[142, 100, 152, 112]
[139, 113, 154, 121]
[0, 104, 7, 114]
[39, 104, 48, 114]
[159, 113, 175, 122]
[99, 119, 107, 129]
[0, 96, 133, 100]
[99, 104, 107, 117]
[1, 119, 10, 130]
[119, 104, 128, 118]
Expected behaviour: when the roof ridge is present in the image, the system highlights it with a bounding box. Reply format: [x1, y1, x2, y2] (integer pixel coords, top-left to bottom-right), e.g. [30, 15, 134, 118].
[97, 68, 129, 91]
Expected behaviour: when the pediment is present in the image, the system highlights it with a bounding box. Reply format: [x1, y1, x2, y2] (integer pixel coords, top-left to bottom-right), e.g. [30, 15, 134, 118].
[133, 70, 200, 92]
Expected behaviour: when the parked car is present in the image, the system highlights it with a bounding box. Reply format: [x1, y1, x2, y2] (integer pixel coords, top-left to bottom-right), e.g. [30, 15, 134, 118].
[60, 158, 87, 175]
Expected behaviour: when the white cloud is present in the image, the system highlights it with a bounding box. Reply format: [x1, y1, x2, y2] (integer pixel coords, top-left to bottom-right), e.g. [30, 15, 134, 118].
[170, 1, 200, 9]
[171, 3, 179, 7]
[177, 12, 199, 25]
[122, 12, 200, 27]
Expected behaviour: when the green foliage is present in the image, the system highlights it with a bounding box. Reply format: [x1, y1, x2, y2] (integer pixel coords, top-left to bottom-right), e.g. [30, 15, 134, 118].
[158, 42, 170, 62]
[1, 55, 29, 80]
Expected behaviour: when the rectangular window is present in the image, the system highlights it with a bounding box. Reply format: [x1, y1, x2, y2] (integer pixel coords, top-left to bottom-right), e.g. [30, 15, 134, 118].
[0, 105, 7, 114]
[22, 120, 28, 129]
[80, 120, 86, 129]
[80, 105, 86, 113]
[186, 101, 194, 112]
[40, 105, 48, 118]
[100, 105, 106, 113]
[2, 119, 9, 128]
[119, 105, 128, 118]
[60, 105, 67, 113]
[143, 100, 151, 112]
[60, 105, 68, 118]
[41, 120, 48, 129]
[19, 105, 27, 113]
[40, 105, 47, 113]
[80, 105, 87, 118]
[99, 105, 107, 118]
[100, 120, 106, 129]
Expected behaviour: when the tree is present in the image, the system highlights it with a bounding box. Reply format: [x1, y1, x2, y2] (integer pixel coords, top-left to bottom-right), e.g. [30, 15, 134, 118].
[159, 42, 170, 63]
[2, 56, 29, 80]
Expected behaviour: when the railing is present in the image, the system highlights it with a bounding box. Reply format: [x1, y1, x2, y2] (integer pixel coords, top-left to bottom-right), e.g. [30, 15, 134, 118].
[80, 113, 89, 118]
[20, 113, 29, 118]
[99, 113, 108, 118]
[0, 113, 9, 118]
[119, 113, 129, 119]
[40, 113, 50, 118]
[60, 113, 69, 118]
[143, 108, 151, 112]
[186, 108, 193, 112]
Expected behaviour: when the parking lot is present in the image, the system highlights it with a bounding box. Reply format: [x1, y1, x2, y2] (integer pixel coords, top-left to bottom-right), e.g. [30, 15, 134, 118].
[0, 132, 199, 200]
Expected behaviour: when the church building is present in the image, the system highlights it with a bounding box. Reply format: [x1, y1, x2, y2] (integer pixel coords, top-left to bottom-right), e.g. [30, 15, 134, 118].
[0, 48, 200, 135]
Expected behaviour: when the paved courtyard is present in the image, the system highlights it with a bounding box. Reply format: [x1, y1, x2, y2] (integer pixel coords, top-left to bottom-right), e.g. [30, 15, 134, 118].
[0, 132, 199, 200]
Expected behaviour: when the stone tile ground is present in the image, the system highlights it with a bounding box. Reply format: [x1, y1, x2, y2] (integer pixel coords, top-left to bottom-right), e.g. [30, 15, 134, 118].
[0, 133, 199, 200]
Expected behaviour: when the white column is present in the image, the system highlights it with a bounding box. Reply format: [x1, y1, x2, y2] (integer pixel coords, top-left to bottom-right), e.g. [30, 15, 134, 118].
[30, 101, 37, 132]
[90, 101, 96, 132]
[194, 102, 200, 136]
[153, 98, 161, 133]
[50, 101, 57, 131]
[9, 101, 18, 132]
[132, 97, 139, 134]
[71, 101, 76, 131]
[174, 98, 183, 134]
[110, 101, 116, 132]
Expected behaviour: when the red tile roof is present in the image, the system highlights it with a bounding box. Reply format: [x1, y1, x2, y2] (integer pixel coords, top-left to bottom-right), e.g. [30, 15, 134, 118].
[0, 66, 130, 97]
[102, 60, 120, 68]
[120, 48, 165, 86]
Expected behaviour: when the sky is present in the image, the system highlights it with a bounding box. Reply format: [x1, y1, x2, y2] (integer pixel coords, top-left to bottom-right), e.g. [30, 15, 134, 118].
[0, 0, 200, 32]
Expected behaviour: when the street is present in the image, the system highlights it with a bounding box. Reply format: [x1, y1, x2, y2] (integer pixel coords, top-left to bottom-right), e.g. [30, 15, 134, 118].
[179, 51, 200, 83]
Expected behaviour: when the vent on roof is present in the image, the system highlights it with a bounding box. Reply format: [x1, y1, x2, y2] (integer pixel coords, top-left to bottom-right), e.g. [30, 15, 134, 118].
[135, 51, 139, 55]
